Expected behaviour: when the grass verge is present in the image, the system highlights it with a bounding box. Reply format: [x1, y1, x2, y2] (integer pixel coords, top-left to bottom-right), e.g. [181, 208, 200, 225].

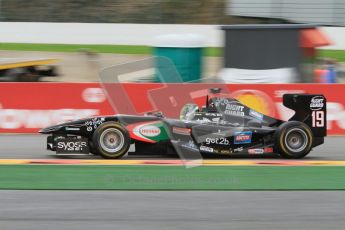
[318, 49, 345, 62]
[0, 43, 222, 56]
[0, 43, 343, 60]
[0, 165, 345, 190]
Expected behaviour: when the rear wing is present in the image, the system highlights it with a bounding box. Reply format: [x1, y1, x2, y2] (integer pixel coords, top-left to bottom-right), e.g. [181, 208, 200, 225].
[283, 94, 327, 137]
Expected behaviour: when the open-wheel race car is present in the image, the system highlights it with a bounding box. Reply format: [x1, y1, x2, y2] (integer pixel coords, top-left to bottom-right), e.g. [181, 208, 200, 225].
[39, 88, 327, 159]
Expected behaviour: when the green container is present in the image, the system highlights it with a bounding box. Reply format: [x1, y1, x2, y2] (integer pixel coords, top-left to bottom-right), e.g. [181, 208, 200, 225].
[153, 34, 204, 83]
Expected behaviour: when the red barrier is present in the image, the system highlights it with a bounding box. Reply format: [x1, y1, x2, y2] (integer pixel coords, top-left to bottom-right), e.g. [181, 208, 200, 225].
[0, 83, 113, 133]
[0, 83, 344, 135]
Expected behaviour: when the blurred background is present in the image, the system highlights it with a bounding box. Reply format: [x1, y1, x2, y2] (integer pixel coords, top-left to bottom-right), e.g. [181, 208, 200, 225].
[1, 3, 345, 230]
[0, 0, 344, 83]
[0, 0, 251, 24]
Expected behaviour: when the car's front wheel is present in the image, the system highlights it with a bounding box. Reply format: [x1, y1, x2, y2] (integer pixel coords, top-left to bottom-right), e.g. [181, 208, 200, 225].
[92, 122, 130, 159]
[275, 121, 314, 159]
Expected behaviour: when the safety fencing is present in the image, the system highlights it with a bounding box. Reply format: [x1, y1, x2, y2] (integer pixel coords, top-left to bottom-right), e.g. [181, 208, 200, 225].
[0, 83, 344, 135]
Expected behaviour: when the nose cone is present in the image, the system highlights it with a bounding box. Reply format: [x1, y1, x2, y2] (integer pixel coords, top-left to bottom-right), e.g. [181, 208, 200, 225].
[39, 125, 62, 134]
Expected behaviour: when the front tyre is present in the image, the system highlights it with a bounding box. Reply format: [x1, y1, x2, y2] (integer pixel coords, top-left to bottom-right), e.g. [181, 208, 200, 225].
[92, 122, 130, 159]
[275, 121, 313, 159]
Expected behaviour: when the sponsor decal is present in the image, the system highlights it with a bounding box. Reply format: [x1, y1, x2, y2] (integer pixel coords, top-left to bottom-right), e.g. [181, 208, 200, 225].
[211, 98, 234, 109]
[264, 147, 274, 153]
[234, 146, 244, 152]
[204, 113, 223, 117]
[212, 117, 221, 122]
[248, 148, 264, 154]
[310, 96, 324, 111]
[200, 145, 214, 153]
[195, 117, 212, 123]
[172, 127, 191, 135]
[224, 102, 245, 117]
[65, 127, 80, 131]
[139, 125, 161, 137]
[249, 109, 263, 121]
[234, 131, 252, 144]
[220, 149, 231, 154]
[53, 135, 67, 142]
[85, 117, 104, 130]
[56, 138, 89, 153]
[205, 137, 230, 145]
[126, 121, 166, 143]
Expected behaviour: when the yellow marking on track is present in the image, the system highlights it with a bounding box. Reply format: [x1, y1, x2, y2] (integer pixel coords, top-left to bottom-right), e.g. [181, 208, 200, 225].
[0, 159, 31, 164]
[1, 159, 345, 166]
[202, 160, 258, 166]
[307, 161, 345, 166]
[84, 160, 144, 165]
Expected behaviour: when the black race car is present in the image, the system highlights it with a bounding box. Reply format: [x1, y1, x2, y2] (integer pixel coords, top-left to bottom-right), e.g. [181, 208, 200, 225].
[39, 88, 327, 159]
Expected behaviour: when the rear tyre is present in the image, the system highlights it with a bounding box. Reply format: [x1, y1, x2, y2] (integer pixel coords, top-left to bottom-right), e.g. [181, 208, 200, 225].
[274, 121, 313, 159]
[92, 122, 130, 159]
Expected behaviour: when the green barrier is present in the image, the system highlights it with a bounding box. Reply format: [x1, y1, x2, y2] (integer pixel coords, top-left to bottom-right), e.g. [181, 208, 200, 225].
[153, 34, 204, 82]
[1, 165, 345, 190]
[154, 47, 203, 82]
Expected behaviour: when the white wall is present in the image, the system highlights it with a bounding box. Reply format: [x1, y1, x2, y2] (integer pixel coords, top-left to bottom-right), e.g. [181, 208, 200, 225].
[320, 27, 345, 50]
[0, 22, 344, 49]
[0, 22, 222, 47]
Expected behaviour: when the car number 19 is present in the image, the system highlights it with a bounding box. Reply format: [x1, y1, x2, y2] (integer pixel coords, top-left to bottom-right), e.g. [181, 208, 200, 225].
[312, 111, 324, 127]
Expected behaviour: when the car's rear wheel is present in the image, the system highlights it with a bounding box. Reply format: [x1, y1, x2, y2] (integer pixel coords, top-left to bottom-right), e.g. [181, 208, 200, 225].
[92, 122, 130, 159]
[275, 121, 313, 159]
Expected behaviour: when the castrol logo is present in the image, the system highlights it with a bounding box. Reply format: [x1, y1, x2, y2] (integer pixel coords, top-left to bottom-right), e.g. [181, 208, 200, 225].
[139, 125, 161, 137]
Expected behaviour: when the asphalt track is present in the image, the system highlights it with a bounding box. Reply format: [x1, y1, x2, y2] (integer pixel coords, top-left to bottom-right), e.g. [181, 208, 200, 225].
[1, 190, 345, 230]
[1, 136, 344, 230]
[0, 134, 343, 160]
